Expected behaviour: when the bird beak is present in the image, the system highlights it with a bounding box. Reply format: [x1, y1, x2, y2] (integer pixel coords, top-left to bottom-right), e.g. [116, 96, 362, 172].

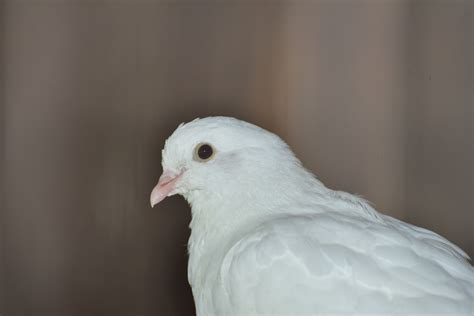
[150, 170, 183, 208]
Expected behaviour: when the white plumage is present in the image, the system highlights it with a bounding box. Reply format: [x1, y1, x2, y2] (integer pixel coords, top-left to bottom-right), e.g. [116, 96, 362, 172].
[150, 116, 473, 315]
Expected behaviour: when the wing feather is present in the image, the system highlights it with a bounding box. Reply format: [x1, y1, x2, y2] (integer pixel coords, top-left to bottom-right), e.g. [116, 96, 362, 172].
[219, 213, 474, 314]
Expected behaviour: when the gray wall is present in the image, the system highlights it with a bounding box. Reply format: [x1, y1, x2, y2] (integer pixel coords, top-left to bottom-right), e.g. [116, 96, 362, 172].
[1, 1, 472, 315]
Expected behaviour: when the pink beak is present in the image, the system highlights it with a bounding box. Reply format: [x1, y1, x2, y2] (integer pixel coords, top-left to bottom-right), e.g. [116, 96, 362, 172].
[150, 170, 183, 207]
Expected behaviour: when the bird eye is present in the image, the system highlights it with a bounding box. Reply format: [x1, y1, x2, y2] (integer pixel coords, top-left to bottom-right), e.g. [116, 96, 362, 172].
[193, 143, 215, 162]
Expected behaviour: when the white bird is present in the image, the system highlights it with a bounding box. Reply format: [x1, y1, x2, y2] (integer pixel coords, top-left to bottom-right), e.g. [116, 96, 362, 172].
[150, 116, 473, 315]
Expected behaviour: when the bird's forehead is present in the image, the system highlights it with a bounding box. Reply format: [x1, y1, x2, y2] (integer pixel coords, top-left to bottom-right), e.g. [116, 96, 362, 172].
[166, 119, 259, 149]
[163, 123, 240, 155]
[161, 117, 284, 167]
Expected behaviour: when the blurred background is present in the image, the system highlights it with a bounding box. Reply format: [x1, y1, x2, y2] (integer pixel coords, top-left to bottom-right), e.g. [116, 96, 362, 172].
[0, 0, 472, 315]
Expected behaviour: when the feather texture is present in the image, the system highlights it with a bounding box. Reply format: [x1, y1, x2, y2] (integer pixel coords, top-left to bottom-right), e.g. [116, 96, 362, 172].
[154, 116, 473, 315]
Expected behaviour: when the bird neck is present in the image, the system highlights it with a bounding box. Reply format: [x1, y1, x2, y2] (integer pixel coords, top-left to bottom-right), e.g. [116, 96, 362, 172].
[186, 195, 285, 289]
[185, 166, 329, 268]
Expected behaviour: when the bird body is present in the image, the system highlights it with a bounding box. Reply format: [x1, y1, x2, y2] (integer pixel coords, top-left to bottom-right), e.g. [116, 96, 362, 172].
[150, 117, 473, 315]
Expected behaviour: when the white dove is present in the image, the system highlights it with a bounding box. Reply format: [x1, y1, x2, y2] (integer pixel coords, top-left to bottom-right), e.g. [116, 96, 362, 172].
[150, 116, 473, 315]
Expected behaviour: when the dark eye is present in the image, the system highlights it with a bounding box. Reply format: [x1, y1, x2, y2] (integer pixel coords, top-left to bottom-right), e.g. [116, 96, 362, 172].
[193, 143, 215, 162]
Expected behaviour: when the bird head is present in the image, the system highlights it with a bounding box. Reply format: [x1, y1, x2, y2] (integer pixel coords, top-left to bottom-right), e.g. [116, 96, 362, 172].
[150, 117, 315, 211]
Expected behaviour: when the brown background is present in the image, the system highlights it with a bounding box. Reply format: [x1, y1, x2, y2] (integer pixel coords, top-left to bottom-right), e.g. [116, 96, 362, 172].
[1, 1, 472, 315]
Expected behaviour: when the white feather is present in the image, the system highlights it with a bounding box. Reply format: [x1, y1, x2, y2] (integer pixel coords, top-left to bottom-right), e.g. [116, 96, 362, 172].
[159, 116, 473, 315]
